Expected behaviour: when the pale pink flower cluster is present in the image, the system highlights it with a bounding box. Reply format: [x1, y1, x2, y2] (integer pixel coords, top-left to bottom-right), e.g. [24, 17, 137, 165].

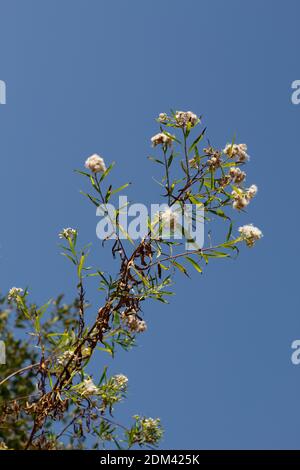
[232, 184, 258, 210]
[224, 143, 249, 162]
[189, 157, 198, 169]
[229, 167, 246, 184]
[151, 132, 174, 147]
[175, 110, 198, 127]
[207, 153, 221, 170]
[85, 154, 106, 173]
[239, 224, 263, 247]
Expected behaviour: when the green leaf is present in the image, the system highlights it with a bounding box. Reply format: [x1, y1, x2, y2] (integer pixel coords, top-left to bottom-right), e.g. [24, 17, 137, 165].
[105, 185, 112, 202]
[172, 260, 189, 277]
[61, 253, 77, 265]
[37, 300, 52, 318]
[180, 160, 188, 176]
[34, 314, 40, 333]
[185, 256, 202, 273]
[118, 223, 134, 244]
[77, 253, 85, 278]
[188, 127, 206, 154]
[90, 175, 98, 191]
[167, 153, 174, 168]
[159, 262, 169, 270]
[80, 191, 100, 207]
[220, 237, 241, 248]
[111, 183, 130, 195]
[98, 365, 108, 386]
[148, 156, 164, 165]
[208, 209, 228, 219]
[189, 195, 203, 205]
[226, 221, 233, 241]
[97, 346, 113, 356]
[207, 251, 229, 258]
[100, 162, 115, 182]
[74, 169, 91, 178]
[210, 169, 215, 189]
[163, 131, 181, 145]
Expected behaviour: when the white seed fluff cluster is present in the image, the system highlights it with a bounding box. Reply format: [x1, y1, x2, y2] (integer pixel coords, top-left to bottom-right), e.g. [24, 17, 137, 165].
[232, 184, 258, 210]
[238, 224, 263, 247]
[229, 166, 246, 184]
[81, 378, 99, 396]
[7, 287, 24, 302]
[85, 154, 107, 173]
[247, 184, 258, 198]
[160, 208, 180, 228]
[151, 132, 174, 147]
[122, 312, 147, 333]
[58, 227, 77, 240]
[175, 110, 198, 127]
[224, 143, 249, 162]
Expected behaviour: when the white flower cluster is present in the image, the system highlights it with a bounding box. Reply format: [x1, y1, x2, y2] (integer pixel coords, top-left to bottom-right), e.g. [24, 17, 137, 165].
[134, 416, 163, 445]
[158, 112, 168, 122]
[151, 132, 174, 148]
[112, 374, 128, 391]
[58, 227, 77, 240]
[81, 378, 99, 396]
[56, 347, 90, 368]
[189, 157, 198, 169]
[229, 166, 246, 184]
[98, 374, 129, 412]
[239, 224, 263, 247]
[224, 143, 249, 162]
[7, 287, 24, 302]
[122, 312, 147, 333]
[85, 153, 107, 173]
[57, 349, 74, 367]
[175, 110, 198, 127]
[232, 184, 258, 210]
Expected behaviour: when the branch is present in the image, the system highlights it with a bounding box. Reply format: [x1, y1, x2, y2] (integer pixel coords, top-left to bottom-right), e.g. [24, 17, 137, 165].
[0, 362, 40, 387]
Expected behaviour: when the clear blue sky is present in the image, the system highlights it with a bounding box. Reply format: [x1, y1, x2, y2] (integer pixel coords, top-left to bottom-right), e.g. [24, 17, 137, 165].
[0, 0, 300, 449]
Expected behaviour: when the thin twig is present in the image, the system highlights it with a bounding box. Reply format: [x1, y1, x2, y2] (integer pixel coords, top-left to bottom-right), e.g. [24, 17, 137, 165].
[0, 362, 40, 387]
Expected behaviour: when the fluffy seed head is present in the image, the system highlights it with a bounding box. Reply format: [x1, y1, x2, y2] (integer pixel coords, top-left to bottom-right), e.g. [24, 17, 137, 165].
[239, 224, 263, 247]
[151, 132, 174, 147]
[85, 154, 106, 173]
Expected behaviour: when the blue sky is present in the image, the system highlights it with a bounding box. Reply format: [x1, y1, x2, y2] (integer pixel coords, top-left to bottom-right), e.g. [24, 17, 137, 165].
[0, 0, 300, 449]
